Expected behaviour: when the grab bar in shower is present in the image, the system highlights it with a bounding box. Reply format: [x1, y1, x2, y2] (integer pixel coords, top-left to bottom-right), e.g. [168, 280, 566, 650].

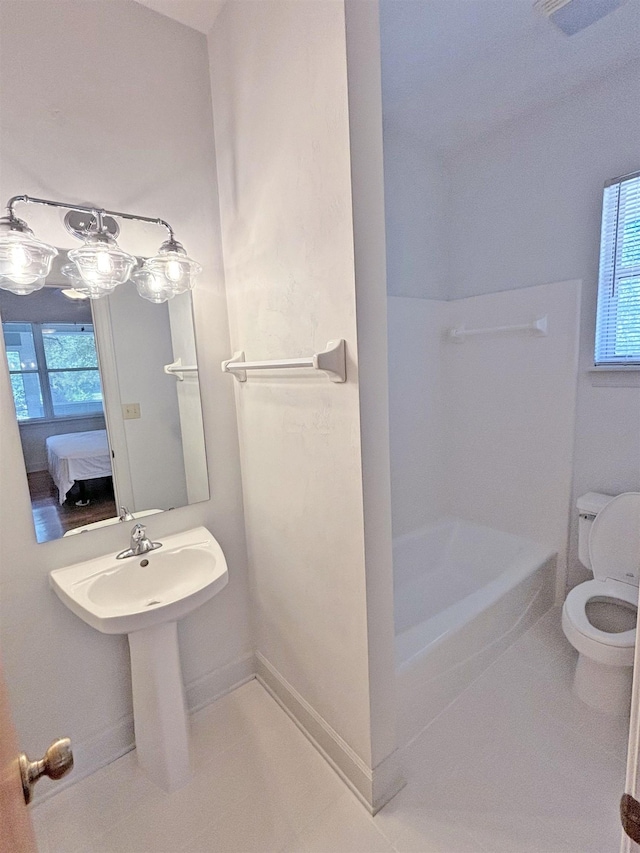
[222, 339, 346, 383]
[448, 316, 548, 342]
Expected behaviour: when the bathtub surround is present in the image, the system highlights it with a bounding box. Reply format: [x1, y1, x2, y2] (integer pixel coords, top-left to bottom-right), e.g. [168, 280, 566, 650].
[388, 279, 581, 595]
[208, 1, 399, 812]
[383, 52, 640, 592]
[446, 63, 640, 591]
[0, 0, 252, 789]
[388, 279, 579, 747]
[445, 281, 581, 581]
[387, 298, 447, 535]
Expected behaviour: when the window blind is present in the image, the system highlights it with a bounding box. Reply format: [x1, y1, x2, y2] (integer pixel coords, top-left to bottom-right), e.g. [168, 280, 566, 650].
[595, 170, 640, 365]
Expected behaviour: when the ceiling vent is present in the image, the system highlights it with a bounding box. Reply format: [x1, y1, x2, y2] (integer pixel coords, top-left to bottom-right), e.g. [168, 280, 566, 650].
[533, 0, 627, 35]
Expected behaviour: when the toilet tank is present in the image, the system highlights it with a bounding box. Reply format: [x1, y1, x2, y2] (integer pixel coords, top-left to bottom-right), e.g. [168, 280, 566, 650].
[577, 492, 616, 570]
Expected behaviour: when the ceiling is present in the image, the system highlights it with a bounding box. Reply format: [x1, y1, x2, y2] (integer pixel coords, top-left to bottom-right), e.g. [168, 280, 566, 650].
[134, 0, 224, 33]
[380, 0, 640, 156]
[134, 0, 640, 156]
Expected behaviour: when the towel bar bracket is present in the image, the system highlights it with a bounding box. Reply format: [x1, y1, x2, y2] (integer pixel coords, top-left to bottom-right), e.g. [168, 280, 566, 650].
[164, 358, 199, 381]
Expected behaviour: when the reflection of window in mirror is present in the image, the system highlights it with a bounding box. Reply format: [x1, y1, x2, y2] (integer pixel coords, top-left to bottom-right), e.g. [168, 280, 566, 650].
[0, 288, 116, 542]
[0, 270, 210, 545]
[5, 322, 104, 420]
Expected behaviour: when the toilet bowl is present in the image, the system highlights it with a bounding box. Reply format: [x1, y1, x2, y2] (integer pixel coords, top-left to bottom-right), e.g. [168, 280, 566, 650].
[562, 492, 640, 716]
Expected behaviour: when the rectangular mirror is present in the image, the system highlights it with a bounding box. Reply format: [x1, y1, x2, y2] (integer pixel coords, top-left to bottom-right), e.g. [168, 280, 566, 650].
[0, 255, 209, 542]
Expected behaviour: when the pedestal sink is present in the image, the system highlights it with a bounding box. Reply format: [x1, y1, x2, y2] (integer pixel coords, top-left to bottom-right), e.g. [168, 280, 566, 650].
[49, 526, 228, 791]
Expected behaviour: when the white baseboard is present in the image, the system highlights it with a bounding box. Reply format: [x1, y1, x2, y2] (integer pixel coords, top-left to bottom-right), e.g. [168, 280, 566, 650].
[33, 712, 135, 805]
[255, 651, 404, 814]
[186, 652, 256, 713]
[34, 650, 403, 815]
[33, 652, 256, 806]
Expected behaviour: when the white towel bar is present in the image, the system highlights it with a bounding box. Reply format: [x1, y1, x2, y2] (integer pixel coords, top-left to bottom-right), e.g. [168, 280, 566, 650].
[222, 339, 346, 383]
[448, 316, 548, 342]
[164, 359, 199, 381]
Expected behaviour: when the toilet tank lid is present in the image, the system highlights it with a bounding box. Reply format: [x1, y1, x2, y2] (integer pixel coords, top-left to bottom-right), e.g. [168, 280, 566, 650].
[577, 492, 616, 515]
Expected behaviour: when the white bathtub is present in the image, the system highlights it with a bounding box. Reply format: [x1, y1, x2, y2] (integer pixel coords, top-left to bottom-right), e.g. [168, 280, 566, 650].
[395, 518, 556, 746]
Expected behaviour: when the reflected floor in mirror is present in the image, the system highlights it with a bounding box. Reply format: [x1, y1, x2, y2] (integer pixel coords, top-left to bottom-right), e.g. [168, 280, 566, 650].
[28, 471, 116, 542]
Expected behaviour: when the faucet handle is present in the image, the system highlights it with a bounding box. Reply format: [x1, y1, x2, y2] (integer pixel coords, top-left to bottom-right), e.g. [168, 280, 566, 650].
[131, 523, 146, 542]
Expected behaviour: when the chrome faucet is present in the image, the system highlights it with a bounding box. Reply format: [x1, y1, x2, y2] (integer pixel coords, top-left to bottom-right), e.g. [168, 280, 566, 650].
[118, 506, 134, 522]
[116, 523, 162, 560]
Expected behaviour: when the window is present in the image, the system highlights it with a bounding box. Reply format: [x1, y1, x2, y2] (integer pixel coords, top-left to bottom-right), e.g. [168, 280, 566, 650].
[3, 322, 104, 421]
[595, 171, 640, 365]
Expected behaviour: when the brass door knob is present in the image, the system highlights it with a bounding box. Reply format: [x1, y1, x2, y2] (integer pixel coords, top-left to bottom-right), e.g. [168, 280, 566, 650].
[19, 738, 73, 804]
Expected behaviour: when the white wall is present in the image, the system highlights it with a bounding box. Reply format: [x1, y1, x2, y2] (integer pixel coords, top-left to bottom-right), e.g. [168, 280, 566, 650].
[0, 0, 252, 787]
[168, 294, 209, 505]
[447, 63, 640, 589]
[208, 0, 398, 809]
[106, 284, 188, 511]
[383, 129, 449, 300]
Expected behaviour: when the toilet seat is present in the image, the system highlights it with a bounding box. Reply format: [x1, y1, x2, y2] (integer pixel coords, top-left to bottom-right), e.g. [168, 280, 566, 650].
[562, 492, 640, 668]
[589, 492, 640, 585]
[561, 492, 640, 709]
[563, 578, 637, 649]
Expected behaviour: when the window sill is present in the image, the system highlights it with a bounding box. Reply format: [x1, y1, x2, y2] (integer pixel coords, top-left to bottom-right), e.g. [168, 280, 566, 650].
[588, 366, 640, 387]
[17, 414, 105, 427]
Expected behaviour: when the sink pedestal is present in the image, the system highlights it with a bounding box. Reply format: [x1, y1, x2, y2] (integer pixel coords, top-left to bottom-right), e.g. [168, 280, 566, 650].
[49, 526, 229, 794]
[128, 621, 191, 792]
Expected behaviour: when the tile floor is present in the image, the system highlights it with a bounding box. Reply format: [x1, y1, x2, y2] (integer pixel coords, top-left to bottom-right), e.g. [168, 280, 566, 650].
[32, 608, 627, 852]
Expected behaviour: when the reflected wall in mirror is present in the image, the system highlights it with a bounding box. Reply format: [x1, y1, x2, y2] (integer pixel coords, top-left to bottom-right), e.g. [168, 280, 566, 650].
[0, 255, 209, 543]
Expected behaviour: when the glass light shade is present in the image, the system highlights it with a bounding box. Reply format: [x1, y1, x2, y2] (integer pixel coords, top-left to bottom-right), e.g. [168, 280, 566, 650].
[143, 242, 202, 296]
[60, 288, 89, 301]
[61, 263, 117, 300]
[132, 268, 174, 304]
[0, 227, 58, 295]
[67, 234, 136, 292]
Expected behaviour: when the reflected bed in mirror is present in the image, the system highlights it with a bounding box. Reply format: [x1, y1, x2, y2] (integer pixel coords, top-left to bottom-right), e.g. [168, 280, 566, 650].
[0, 254, 209, 543]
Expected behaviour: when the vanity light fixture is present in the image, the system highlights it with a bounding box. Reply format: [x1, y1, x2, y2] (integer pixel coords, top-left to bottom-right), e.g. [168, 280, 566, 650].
[131, 268, 176, 304]
[0, 211, 59, 294]
[0, 196, 202, 301]
[61, 262, 117, 300]
[67, 210, 136, 294]
[60, 263, 97, 300]
[60, 288, 89, 301]
[132, 237, 202, 304]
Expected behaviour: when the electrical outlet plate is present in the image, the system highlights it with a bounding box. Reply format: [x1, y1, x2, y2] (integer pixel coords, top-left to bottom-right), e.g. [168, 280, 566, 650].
[122, 403, 141, 419]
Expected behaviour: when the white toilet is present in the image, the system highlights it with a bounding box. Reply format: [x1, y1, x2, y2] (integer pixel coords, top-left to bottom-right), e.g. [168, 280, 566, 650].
[562, 491, 640, 716]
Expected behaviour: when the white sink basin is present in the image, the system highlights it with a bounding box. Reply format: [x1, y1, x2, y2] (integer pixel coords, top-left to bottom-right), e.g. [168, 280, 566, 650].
[49, 526, 228, 635]
[49, 526, 229, 792]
